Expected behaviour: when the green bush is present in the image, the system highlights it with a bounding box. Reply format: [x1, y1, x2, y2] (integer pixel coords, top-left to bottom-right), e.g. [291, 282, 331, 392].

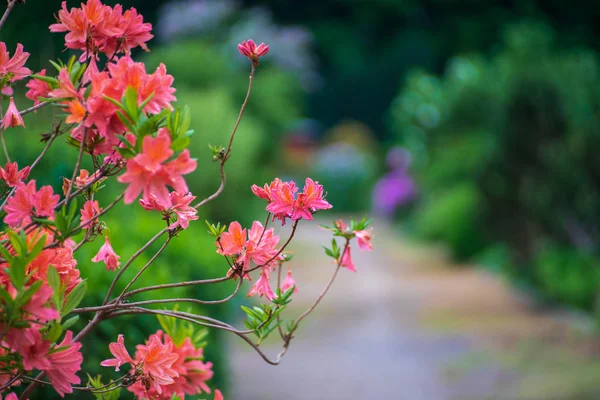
[413, 183, 485, 260]
[390, 21, 600, 310]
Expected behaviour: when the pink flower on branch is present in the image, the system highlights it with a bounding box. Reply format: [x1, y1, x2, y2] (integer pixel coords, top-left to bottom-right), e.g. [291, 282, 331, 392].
[248, 271, 275, 301]
[25, 70, 52, 106]
[0, 42, 31, 83]
[50, 0, 153, 60]
[92, 236, 121, 271]
[44, 331, 83, 397]
[254, 178, 332, 224]
[1, 97, 25, 129]
[340, 245, 356, 272]
[354, 228, 373, 251]
[280, 269, 298, 294]
[80, 199, 101, 228]
[0, 162, 30, 187]
[101, 334, 134, 372]
[238, 39, 269, 65]
[118, 130, 196, 205]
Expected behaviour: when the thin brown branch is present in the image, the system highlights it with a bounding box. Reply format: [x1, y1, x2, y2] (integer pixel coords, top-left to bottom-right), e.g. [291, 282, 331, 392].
[121, 275, 231, 299]
[0, 0, 17, 31]
[102, 227, 170, 305]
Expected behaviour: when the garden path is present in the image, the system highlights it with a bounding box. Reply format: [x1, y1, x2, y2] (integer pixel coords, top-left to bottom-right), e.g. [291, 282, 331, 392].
[228, 217, 600, 400]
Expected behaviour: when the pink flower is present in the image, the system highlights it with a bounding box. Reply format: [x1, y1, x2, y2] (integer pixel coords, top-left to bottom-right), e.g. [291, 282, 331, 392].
[13, 328, 51, 371]
[0, 161, 30, 187]
[219, 221, 246, 256]
[335, 219, 348, 232]
[0, 43, 31, 82]
[266, 180, 298, 223]
[25, 69, 52, 106]
[23, 284, 60, 323]
[134, 334, 179, 394]
[50, 1, 153, 60]
[32, 185, 60, 217]
[214, 390, 224, 400]
[101, 334, 134, 371]
[117, 131, 196, 205]
[117, 8, 153, 54]
[250, 178, 282, 202]
[340, 246, 356, 272]
[245, 221, 280, 266]
[247, 271, 275, 301]
[354, 229, 373, 251]
[280, 270, 298, 294]
[49, 68, 82, 101]
[168, 192, 198, 229]
[44, 331, 83, 397]
[2, 393, 18, 400]
[1, 97, 25, 129]
[238, 39, 269, 65]
[80, 199, 101, 228]
[92, 236, 121, 271]
[292, 178, 332, 220]
[4, 180, 36, 227]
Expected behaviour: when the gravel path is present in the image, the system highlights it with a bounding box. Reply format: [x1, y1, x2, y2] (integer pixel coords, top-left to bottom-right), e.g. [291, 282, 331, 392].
[227, 218, 600, 400]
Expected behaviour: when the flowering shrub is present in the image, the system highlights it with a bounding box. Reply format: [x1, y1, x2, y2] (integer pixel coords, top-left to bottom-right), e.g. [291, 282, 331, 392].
[0, 1, 373, 399]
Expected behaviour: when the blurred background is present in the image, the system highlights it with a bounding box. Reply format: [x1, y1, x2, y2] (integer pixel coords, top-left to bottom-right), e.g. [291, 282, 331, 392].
[4, 0, 600, 398]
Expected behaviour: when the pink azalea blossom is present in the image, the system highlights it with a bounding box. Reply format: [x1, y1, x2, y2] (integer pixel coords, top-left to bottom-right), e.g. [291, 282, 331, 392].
[340, 246, 356, 272]
[50, 1, 153, 59]
[4, 180, 36, 227]
[219, 221, 246, 256]
[80, 199, 101, 228]
[13, 328, 51, 371]
[32, 185, 60, 217]
[44, 331, 83, 397]
[247, 271, 275, 301]
[0, 43, 31, 82]
[0, 161, 30, 187]
[140, 191, 198, 229]
[214, 390, 224, 400]
[238, 39, 269, 65]
[92, 236, 121, 271]
[2, 393, 18, 400]
[48, 68, 82, 101]
[280, 270, 298, 294]
[101, 334, 134, 371]
[117, 131, 196, 205]
[1, 97, 25, 129]
[134, 333, 179, 395]
[354, 228, 373, 251]
[292, 178, 332, 220]
[25, 69, 52, 106]
[23, 284, 60, 323]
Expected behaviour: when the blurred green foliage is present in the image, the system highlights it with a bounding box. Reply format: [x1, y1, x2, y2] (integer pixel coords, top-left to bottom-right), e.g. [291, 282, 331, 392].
[391, 22, 600, 311]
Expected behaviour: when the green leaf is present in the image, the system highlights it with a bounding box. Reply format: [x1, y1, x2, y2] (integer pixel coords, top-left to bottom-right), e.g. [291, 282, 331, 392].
[179, 105, 191, 137]
[123, 86, 139, 124]
[171, 136, 190, 152]
[44, 320, 64, 343]
[61, 315, 79, 331]
[15, 280, 43, 309]
[138, 92, 155, 113]
[61, 280, 87, 316]
[49, 60, 63, 73]
[31, 74, 59, 85]
[47, 266, 61, 307]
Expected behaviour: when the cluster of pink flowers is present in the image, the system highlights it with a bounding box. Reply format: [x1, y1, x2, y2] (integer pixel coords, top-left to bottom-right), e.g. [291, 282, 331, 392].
[140, 191, 199, 229]
[50, 0, 152, 60]
[3, 180, 60, 228]
[218, 220, 284, 300]
[118, 130, 196, 206]
[25, 56, 177, 158]
[252, 178, 332, 224]
[0, 228, 83, 396]
[102, 332, 217, 399]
